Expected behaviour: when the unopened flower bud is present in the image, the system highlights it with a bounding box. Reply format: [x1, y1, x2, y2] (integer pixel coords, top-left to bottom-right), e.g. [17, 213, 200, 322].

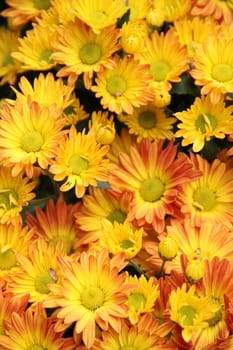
[158, 235, 178, 261]
[185, 256, 204, 282]
[146, 8, 165, 27]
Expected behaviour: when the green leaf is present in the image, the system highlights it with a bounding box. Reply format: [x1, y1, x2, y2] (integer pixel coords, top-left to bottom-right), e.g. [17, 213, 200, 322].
[171, 73, 200, 96]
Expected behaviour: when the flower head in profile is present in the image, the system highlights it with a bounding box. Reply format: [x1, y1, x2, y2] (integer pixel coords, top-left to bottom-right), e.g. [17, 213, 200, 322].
[191, 0, 233, 23]
[190, 35, 233, 104]
[175, 94, 233, 152]
[0, 167, 36, 226]
[43, 249, 135, 348]
[88, 110, 116, 145]
[52, 19, 121, 89]
[49, 125, 112, 198]
[151, 0, 191, 23]
[92, 55, 154, 115]
[63, 94, 89, 126]
[120, 19, 149, 55]
[0, 99, 66, 178]
[127, 0, 151, 20]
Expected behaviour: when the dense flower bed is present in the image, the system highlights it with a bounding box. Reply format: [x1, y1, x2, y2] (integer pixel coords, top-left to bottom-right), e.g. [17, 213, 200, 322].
[0, 0, 233, 349]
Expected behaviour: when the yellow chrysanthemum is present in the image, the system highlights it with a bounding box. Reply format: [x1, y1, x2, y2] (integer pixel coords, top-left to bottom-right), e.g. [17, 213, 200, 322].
[190, 35, 233, 104]
[70, 0, 127, 34]
[63, 94, 89, 126]
[92, 55, 154, 115]
[1, 0, 53, 27]
[49, 125, 112, 198]
[0, 303, 76, 350]
[120, 19, 150, 55]
[6, 238, 65, 306]
[0, 27, 23, 86]
[179, 154, 233, 228]
[136, 28, 188, 91]
[26, 196, 80, 255]
[43, 249, 135, 348]
[88, 110, 116, 145]
[52, 19, 121, 89]
[0, 99, 66, 178]
[169, 283, 220, 343]
[119, 102, 176, 143]
[191, 0, 233, 23]
[151, 0, 191, 23]
[127, 0, 151, 20]
[175, 94, 233, 152]
[12, 24, 56, 71]
[126, 274, 159, 325]
[0, 167, 36, 226]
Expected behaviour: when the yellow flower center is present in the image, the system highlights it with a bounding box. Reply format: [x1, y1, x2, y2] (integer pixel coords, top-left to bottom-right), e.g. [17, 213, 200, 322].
[0, 189, 18, 210]
[193, 187, 216, 211]
[80, 286, 105, 310]
[106, 75, 127, 97]
[150, 60, 171, 81]
[178, 305, 196, 326]
[21, 131, 44, 153]
[128, 292, 146, 311]
[79, 43, 102, 65]
[211, 63, 233, 82]
[121, 347, 138, 350]
[195, 114, 217, 133]
[120, 239, 134, 250]
[138, 111, 156, 129]
[33, 0, 51, 10]
[90, 11, 107, 27]
[140, 178, 165, 202]
[40, 50, 53, 64]
[0, 247, 17, 270]
[107, 209, 126, 223]
[207, 301, 222, 327]
[28, 345, 46, 350]
[34, 270, 57, 294]
[3, 53, 14, 66]
[68, 154, 89, 175]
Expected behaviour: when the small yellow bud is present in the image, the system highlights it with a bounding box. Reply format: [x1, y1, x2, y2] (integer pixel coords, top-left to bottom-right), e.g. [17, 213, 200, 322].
[96, 125, 115, 145]
[185, 256, 204, 282]
[146, 8, 165, 27]
[153, 86, 171, 108]
[158, 235, 178, 261]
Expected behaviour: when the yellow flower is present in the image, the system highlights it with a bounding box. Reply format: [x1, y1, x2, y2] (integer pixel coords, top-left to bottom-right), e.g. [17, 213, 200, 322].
[89, 110, 116, 145]
[127, 0, 151, 20]
[63, 95, 89, 126]
[185, 256, 205, 283]
[191, 0, 233, 23]
[158, 234, 178, 261]
[0, 99, 66, 178]
[120, 19, 149, 55]
[92, 55, 154, 115]
[151, 0, 191, 23]
[49, 125, 112, 198]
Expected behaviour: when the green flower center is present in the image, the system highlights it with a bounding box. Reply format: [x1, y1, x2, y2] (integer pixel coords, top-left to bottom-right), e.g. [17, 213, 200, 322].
[33, 0, 51, 10]
[79, 43, 102, 65]
[128, 292, 146, 311]
[0, 189, 18, 210]
[107, 209, 127, 223]
[211, 63, 233, 82]
[150, 60, 171, 81]
[90, 11, 107, 27]
[80, 286, 105, 310]
[120, 240, 134, 250]
[21, 131, 44, 153]
[140, 178, 165, 202]
[27, 345, 46, 350]
[195, 114, 217, 133]
[64, 105, 75, 115]
[138, 111, 156, 129]
[0, 248, 17, 270]
[68, 154, 89, 175]
[207, 302, 222, 327]
[106, 75, 127, 97]
[40, 50, 53, 64]
[3, 53, 14, 66]
[193, 187, 216, 211]
[34, 270, 57, 294]
[178, 305, 196, 326]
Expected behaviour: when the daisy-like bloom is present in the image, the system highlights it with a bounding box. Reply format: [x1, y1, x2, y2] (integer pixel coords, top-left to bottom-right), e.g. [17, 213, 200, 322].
[169, 283, 220, 344]
[26, 196, 80, 255]
[88, 110, 116, 145]
[109, 139, 201, 233]
[8, 72, 74, 112]
[119, 102, 176, 143]
[12, 24, 56, 71]
[191, 0, 233, 23]
[0, 99, 66, 178]
[100, 219, 144, 259]
[63, 95, 89, 126]
[6, 238, 65, 306]
[136, 28, 189, 91]
[43, 249, 135, 348]
[175, 94, 233, 152]
[49, 125, 112, 198]
[190, 35, 233, 104]
[125, 274, 159, 325]
[0, 303, 76, 350]
[92, 55, 154, 115]
[74, 187, 132, 248]
[0, 27, 23, 86]
[151, 0, 191, 23]
[1, 0, 53, 27]
[52, 19, 121, 89]
[70, 0, 127, 34]
[0, 223, 35, 286]
[179, 153, 233, 228]
[120, 19, 150, 55]
[0, 167, 36, 226]
[127, 0, 151, 20]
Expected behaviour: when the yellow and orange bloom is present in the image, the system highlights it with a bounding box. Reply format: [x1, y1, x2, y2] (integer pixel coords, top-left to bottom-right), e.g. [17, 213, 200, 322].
[191, 0, 233, 23]
[88, 110, 116, 145]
